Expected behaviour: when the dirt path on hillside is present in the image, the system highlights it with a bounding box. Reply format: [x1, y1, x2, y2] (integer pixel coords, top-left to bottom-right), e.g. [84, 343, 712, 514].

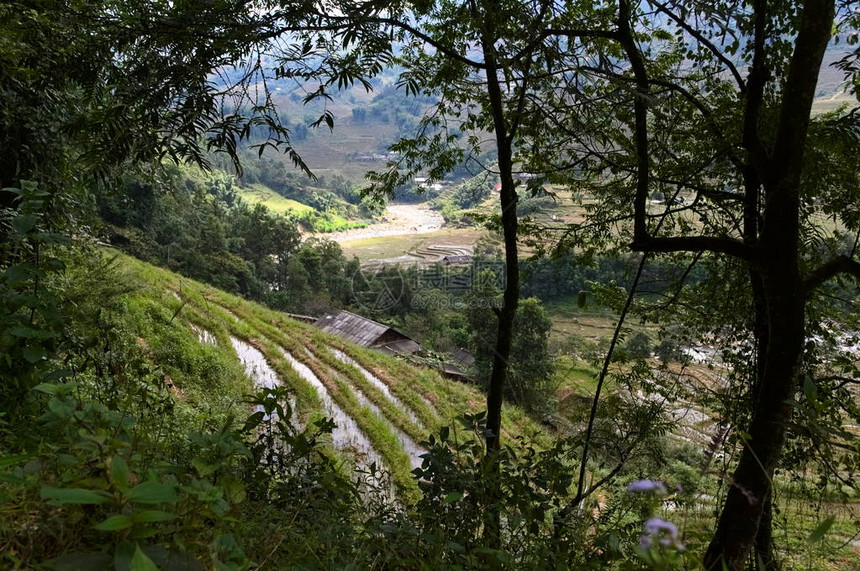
[312, 203, 444, 244]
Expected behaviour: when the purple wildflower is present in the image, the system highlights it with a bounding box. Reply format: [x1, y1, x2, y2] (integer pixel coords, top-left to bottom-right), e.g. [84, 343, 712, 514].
[626, 479, 667, 494]
[644, 518, 678, 536]
[639, 517, 685, 552]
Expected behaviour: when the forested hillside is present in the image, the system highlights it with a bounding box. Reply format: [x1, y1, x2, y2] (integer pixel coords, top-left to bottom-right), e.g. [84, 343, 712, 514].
[2, 0, 859, 570]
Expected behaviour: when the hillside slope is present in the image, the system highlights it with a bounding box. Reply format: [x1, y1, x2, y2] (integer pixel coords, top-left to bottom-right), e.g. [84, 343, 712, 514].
[119, 251, 548, 497]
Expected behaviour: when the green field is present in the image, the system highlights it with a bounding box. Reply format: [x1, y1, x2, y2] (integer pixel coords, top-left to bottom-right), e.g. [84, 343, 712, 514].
[237, 183, 315, 215]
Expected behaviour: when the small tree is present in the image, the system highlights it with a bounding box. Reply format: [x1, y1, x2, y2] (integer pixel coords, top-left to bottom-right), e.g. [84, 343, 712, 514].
[467, 274, 554, 415]
[625, 331, 653, 360]
[507, 298, 555, 416]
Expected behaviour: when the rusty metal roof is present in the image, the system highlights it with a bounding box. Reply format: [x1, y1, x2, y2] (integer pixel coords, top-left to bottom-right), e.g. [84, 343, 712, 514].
[441, 255, 472, 265]
[314, 310, 399, 347]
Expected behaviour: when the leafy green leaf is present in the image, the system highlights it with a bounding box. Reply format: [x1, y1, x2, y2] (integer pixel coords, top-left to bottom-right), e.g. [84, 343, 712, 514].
[133, 510, 176, 523]
[130, 545, 159, 571]
[129, 527, 160, 540]
[47, 552, 112, 571]
[9, 325, 58, 339]
[0, 454, 30, 468]
[12, 214, 38, 235]
[47, 397, 75, 419]
[191, 457, 217, 477]
[0, 472, 24, 485]
[33, 383, 62, 395]
[806, 515, 836, 544]
[41, 487, 111, 505]
[23, 347, 48, 363]
[94, 514, 134, 531]
[242, 411, 265, 431]
[109, 456, 131, 491]
[126, 482, 178, 504]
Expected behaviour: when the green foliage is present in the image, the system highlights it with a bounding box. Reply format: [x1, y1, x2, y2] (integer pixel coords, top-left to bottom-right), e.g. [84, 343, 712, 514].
[96, 165, 362, 315]
[0, 251, 371, 567]
[360, 412, 688, 569]
[293, 208, 368, 233]
[431, 172, 493, 222]
[0, 182, 70, 410]
[4, 0, 859, 567]
[466, 275, 556, 415]
[625, 332, 653, 360]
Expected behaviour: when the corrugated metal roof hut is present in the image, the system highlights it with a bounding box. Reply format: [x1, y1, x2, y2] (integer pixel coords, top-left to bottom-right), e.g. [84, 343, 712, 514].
[314, 310, 420, 354]
[451, 348, 475, 368]
[441, 255, 473, 265]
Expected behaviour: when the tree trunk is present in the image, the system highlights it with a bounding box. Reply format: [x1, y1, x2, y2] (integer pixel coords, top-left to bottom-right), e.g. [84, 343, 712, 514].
[750, 272, 782, 570]
[704, 258, 804, 570]
[755, 492, 780, 570]
[479, 1, 520, 457]
[484, 158, 519, 455]
[479, 0, 520, 551]
[751, 264, 779, 569]
[704, 1, 833, 566]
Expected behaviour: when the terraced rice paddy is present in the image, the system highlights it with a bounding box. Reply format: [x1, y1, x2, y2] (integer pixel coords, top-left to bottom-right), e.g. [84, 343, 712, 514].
[117, 251, 859, 565]
[361, 243, 474, 268]
[122, 252, 545, 498]
[280, 349, 384, 470]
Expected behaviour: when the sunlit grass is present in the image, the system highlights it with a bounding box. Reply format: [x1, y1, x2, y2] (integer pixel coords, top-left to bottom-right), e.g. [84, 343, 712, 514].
[237, 183, 315, 215]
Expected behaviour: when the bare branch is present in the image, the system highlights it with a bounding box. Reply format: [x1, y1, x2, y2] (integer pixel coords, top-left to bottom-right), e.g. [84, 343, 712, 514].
[649, 0, 745, 90]
[507, 29, 619, 65]
[631, 235, 754, 260]
[803, 255, 860, 295]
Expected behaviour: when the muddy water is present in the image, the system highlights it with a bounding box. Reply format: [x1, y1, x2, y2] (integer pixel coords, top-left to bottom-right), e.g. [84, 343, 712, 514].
[352, 389, 425, 472]
[190, 324, 216, 345]
[230, 337, 297, 423]
[331, 348, 428, 431]
[324, 350, 425, 470]
[280, 350, 384, 471]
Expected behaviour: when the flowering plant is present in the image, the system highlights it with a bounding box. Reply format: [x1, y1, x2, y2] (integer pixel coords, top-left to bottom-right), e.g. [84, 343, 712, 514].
[626, 480, 686, 569]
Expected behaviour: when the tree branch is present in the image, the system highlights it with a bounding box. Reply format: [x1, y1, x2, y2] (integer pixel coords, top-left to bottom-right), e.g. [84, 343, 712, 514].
[507, 29, 619, 65]
[649, 0, 746, 90]
[803, 255, 860, 295]
[617, 0, 650, 242]
[630, 235, 754, 260]
[322, 14, 488, 70]
[770, 0, 835, 189]
[742, 0, 771, 178]
[579, 66, 744, 170]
